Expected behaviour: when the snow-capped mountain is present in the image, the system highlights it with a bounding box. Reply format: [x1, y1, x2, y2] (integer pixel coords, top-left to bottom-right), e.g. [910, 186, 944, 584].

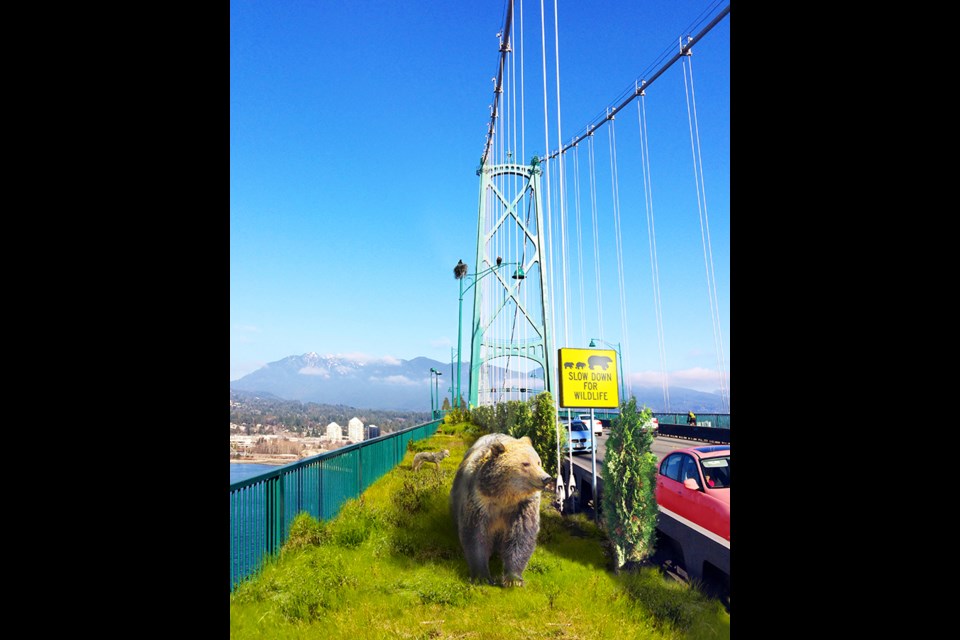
[230, 352, 727, 412]
[230, 353, 468, 411]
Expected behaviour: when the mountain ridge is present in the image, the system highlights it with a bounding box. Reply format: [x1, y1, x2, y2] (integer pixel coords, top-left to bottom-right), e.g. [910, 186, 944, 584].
[230, 353, 728, 412]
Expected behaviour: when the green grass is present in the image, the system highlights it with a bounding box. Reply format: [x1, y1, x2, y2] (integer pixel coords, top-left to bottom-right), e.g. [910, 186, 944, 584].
[230, 431, 730, 639]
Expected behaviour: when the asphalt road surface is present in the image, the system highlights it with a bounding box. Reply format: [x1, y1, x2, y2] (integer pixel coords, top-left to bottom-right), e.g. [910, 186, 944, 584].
[566, 429, 715, 473]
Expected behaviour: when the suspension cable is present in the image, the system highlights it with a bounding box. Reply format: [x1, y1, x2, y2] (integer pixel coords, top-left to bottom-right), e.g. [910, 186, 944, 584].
[481, 0, 515, 167]
[637, 94, 671, 412]
[607, 118, 632, 399]
[587, 135, 603, 340]
[573, 145, 586, 345]
[682, 42, 728, 411]
[542, 3, 729, 161]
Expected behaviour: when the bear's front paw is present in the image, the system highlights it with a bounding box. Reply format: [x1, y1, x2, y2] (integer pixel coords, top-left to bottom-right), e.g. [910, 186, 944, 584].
[502, 574, 525, 587]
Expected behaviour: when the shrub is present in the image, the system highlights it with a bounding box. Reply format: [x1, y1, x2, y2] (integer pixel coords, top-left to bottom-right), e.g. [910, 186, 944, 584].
[283, 512, 329, 552]
[327, 497, 385, 549]
[601, 398, 659, 569]
[443, 406, 471, 426]
[505, 400, 533, 440]
[468, 405, 494, 433]
[529, 391, 559, 478]
[393, 468, 446, 517]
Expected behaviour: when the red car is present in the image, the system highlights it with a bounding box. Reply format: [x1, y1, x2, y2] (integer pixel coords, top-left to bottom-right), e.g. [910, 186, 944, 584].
[656, 445, 730, 541]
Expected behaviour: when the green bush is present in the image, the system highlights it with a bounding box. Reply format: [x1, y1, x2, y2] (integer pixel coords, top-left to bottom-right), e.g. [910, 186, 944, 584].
[505, 400, 533, 439]
[529, 391, 559, 478]
[601, 397, 659, 568]
[467, 405, 494, 433]
[283, 512, 329, 552]
[443, 406, 471, 426]
[393, 467, 446, 517]
[327, 497, 385, 549]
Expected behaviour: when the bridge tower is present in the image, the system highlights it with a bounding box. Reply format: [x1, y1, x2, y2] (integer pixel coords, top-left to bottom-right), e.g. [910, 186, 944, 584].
[468, 157, 554, 408]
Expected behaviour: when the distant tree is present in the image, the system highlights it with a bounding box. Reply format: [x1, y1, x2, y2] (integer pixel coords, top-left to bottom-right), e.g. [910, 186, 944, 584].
[601, 397, 659, 570]
[442, 397, 451, 411]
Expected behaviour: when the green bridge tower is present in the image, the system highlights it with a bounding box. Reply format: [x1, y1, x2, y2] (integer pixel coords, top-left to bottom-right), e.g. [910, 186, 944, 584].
[468, 157, 554, 408]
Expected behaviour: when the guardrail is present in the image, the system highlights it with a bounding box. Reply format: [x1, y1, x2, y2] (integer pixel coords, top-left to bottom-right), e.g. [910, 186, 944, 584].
[654, 413, 730, 428]
[230, 418, 441, 589]
[656, 423, 730, 443]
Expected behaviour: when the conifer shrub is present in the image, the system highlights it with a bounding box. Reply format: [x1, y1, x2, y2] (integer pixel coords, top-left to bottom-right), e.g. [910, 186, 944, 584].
[601, 398, 659, 569]
[528, 391, 559, 478]
[505, 400, 533, 440]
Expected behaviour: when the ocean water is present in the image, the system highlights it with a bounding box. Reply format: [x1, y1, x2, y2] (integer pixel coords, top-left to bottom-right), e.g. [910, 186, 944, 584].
[230, 462, 284, 485]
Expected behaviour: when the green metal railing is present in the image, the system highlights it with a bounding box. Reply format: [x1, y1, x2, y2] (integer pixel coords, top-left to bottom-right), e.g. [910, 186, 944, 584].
[559, 410, 730, 428]
[230, 419, 441, 589]
[653, 413, 731, 428]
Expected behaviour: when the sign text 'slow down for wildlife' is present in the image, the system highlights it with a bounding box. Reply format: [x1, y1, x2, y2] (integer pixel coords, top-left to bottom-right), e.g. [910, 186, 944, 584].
[557, 348, 619, 408]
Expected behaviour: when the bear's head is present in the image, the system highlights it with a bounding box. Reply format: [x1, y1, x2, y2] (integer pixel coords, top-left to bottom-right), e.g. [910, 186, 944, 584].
[487, 436, 553, 496]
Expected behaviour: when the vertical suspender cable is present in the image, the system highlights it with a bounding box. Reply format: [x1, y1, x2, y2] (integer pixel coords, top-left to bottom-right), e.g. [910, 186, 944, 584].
[552, 0, 569, 355]
[637, 94, 671, 412]
[607, 118, 632, 399]
[536, 0, 562, 493]
[588, 135, 604, 340]
[520, 0, 526, 163]
[573, 145, 586, 346]
[682, 44, 728, 411]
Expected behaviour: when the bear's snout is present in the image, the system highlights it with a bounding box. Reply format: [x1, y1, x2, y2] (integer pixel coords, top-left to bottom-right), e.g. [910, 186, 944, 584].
[539, 473, 554, 490]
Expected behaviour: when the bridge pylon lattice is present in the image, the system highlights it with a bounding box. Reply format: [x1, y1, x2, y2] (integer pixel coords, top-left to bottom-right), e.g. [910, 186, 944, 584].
[468, 158, 554, 408]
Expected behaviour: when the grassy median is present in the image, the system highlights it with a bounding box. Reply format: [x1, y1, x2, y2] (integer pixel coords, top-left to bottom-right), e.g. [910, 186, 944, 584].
[229, 427, 730, 639]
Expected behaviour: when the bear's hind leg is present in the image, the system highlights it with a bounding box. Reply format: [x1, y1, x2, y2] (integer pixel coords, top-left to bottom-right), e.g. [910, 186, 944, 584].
[500, 542, 535, 586]
[464, 546, 494, 584]
[500, 523, 538, 586]
[460, 528, 495, 585]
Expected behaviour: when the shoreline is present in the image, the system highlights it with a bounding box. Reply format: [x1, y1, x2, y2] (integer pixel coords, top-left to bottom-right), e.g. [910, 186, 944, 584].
[230, 455, 300, 466]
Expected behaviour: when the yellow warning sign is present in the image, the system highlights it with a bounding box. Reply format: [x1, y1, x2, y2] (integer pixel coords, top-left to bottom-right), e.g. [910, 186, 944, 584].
[557, 348, 619, 408]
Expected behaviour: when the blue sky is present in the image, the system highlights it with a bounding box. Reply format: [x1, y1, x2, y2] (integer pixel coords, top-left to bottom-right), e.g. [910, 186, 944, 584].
[231, 0, 730, 397]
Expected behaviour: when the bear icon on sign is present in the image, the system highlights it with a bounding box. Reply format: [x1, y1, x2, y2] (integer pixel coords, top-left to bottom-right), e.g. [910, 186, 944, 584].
[587, 355, 612, 371]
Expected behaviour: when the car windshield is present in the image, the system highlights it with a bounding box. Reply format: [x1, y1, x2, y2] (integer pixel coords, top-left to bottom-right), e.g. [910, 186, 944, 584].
[700, 456, 730, 488]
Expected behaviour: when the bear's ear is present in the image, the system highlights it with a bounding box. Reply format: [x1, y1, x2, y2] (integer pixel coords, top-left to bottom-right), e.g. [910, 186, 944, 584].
[490, 441, 506, 456]
[517, 436, 532, 446]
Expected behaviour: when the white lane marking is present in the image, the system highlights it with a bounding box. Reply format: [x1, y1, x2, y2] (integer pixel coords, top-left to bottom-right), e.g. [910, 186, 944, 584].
[658, 505, 731, 550]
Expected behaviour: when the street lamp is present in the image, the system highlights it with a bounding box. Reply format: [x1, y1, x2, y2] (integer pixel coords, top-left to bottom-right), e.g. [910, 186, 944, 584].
[430, 368, 443, 418]
[453, 258, 520, 408]
[589, 338, 626, 404]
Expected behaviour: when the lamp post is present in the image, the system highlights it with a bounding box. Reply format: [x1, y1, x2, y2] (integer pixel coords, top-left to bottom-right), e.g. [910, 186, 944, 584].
[589, 338, 626, 404]
[430, 368, 443, 418]
[453, 259, 521, 409]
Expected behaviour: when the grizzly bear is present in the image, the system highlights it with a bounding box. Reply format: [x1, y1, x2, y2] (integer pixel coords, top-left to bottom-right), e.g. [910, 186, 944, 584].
[449, 433, 553, 586]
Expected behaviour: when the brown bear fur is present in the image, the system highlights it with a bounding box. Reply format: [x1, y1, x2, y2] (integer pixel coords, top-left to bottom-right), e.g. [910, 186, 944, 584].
[449, 433, 553, 586]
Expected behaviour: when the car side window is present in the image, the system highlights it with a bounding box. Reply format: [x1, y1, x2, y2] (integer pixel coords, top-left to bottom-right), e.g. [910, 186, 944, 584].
[661, 453, 682, 481]
[680, 455, 700, 485]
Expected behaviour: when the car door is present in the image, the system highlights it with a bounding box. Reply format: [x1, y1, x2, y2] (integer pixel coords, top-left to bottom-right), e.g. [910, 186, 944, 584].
[656, 452, 686, 514]
[658, 453, 709, 526]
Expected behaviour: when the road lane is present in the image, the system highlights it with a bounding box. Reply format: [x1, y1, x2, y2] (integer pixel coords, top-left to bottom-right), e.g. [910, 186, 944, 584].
[566, 430, 718, 474]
